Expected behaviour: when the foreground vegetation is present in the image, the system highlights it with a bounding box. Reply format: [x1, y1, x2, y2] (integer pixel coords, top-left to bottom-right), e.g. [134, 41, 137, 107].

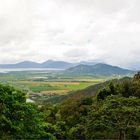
[1, 72, 140, 139]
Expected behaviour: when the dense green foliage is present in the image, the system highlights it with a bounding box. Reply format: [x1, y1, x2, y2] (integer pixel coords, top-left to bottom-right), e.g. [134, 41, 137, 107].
[0, 84, 55, 139]
[1, 72, 140, 139]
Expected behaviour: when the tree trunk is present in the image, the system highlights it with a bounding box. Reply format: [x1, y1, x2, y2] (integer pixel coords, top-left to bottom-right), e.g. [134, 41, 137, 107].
[123, 131, 126, 140]
[118, 130, 126, 140]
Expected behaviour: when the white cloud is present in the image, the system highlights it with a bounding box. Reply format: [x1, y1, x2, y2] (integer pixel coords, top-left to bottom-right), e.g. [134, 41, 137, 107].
[0, 0, 139, 69]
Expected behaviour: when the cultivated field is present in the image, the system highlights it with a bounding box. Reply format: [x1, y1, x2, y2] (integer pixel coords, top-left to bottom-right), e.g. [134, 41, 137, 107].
[0, 70, 109, 103]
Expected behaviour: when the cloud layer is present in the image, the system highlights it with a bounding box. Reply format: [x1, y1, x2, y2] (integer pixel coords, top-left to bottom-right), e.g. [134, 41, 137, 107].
[0, 0, 140, 69]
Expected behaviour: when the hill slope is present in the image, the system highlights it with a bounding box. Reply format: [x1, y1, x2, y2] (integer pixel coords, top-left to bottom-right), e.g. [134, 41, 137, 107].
[64, 63, 134, 76]
[41, 77, 132, 104]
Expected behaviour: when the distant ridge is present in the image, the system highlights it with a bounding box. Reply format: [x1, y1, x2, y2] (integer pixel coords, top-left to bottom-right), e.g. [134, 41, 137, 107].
[0, 60, 72, 69]
[0, 61, 40, 68]
[0, 60, 135, 76]
[64, 63, 134, 76]
[41, 60, 72, 69]
[0, 60, 99, 69]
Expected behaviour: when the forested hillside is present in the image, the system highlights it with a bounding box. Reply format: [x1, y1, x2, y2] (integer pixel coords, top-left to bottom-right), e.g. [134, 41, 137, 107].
[65, 63, 134, 76]
[1, 72, 140, 139]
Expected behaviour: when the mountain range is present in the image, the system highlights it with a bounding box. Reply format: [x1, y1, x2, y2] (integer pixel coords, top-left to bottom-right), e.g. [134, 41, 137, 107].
[0, 60, 73, 69]
[0, 60, 135, 76]
[0, 60, 100, 69]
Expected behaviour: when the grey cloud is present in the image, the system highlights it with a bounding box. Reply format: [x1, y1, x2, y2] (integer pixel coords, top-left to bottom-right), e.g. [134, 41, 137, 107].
[64, 48, 90, 58]
[0, 0, 139, 68]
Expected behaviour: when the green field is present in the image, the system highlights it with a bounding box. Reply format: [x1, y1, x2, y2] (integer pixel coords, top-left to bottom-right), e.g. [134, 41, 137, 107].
[0, 70, 109, 103]
[0, 71, 107, 92]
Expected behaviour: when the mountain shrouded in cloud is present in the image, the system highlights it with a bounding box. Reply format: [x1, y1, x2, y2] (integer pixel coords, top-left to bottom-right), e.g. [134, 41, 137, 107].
[0, 0, 140, 69]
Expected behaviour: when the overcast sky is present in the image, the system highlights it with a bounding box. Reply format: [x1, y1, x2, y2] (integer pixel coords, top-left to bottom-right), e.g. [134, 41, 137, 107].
[0, 0, 140, 69]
